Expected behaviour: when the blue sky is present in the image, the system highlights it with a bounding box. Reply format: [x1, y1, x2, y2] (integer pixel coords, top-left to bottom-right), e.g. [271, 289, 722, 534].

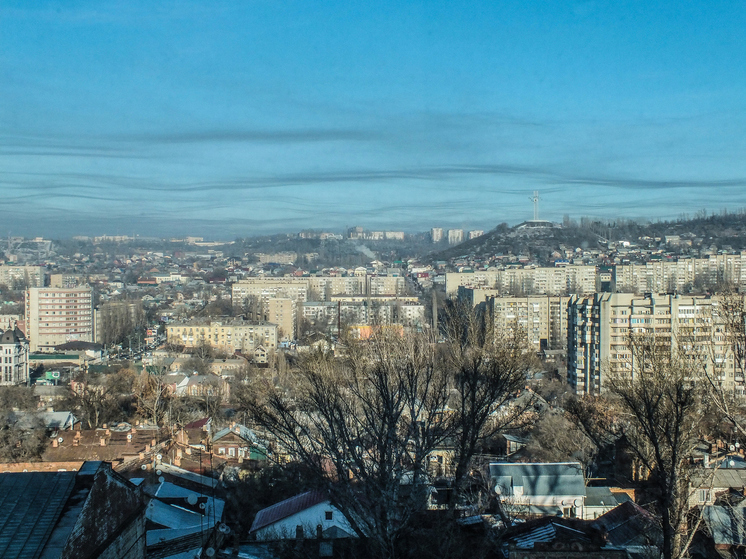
[1, 1, 746, 238]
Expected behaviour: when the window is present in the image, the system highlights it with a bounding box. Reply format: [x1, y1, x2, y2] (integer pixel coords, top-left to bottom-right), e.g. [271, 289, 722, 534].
[228, 447, 235, 457]
[218, 447, 225, 454]
[325, 511, 333, 521]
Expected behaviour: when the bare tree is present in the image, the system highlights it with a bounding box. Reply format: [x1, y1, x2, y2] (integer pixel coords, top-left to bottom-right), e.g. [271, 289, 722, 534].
[134, 370, 172, 427]
[442, 300, 535, 508]
[604, 334, 708, 559]
[240, 330, 450, 558]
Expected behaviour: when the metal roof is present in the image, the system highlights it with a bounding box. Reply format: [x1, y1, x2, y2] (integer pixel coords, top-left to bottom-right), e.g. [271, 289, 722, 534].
[0, 471, 77, 559]
[703, 506, 746, 546]
[250, 490, 328, 533]
[489, 462, 586, 498]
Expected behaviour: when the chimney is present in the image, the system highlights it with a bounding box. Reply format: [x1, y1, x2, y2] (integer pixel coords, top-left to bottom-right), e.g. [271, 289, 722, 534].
[100, 438, 106, 447]
[52, 439, 58, 448]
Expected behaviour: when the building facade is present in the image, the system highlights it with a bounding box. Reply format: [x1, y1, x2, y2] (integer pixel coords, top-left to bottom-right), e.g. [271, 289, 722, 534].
[0, 327, 29, 385]
[0, 264, 44, 288]
[25, 286, 94, 352]
[460, 288, 571, 352]
[567, 293, 739, 395]
[167, 319, 278, 353]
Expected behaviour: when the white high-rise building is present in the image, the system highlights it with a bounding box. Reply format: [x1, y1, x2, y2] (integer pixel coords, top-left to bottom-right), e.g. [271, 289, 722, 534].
[430, 228, 443, 243]
[447, 229, 464, 245]
[25, 286, 94, 352]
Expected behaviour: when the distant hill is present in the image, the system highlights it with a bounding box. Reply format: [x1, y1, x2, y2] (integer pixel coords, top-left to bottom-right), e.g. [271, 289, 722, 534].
[427, 210, 746, 264]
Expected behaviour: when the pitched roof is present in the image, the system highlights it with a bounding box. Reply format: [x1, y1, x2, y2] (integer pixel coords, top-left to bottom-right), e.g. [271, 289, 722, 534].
[0, 328, 25, 344]
[250, 490, 328, 533]
[212, 424, 259, 445]
[702, 505, 746, 546]
[591, 501, 660, 547]
[0, 471, 78, 559]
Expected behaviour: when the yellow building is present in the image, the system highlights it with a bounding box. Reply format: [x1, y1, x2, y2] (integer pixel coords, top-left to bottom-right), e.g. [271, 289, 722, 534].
[167, 319, 277, 353]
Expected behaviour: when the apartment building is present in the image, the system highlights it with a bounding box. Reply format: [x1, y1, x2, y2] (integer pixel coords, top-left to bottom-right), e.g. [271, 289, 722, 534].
[430, 228, 443, 243]
[0, 327, 29, 385]
[167, 319, 277, 353]
[0, 265, 44, 288]
[232, 278, 309, 308]
[25, 286, 94, 352]
[614, 254, 746, 293]
[301, 299, 425, 329]
[567, 293, 738, 395]
[266, 298, 296, 340]
[459, 287, 570, 351]
[447, 229, 464, 245]
[446, 266, 597, 297]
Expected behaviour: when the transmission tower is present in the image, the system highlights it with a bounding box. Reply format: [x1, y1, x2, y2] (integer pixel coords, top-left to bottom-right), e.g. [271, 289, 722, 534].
[529, 191, 539, 221]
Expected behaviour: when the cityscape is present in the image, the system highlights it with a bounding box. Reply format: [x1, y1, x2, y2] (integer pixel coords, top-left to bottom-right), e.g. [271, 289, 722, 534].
[2, 2, 746, 559]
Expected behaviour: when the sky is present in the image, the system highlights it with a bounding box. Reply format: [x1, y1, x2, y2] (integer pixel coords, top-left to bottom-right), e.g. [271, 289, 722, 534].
[1, 1, 746, 239]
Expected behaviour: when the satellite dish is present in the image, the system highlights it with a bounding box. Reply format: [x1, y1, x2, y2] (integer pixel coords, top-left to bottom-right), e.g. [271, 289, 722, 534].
[187, 494, 198, 505]
[141, 464, 147, 470]
[199, 502, 206, 510]
[57, 437, 64, 443]
[494, 485, 502, 495]
[127, 434, 133, 440]
[730, 445, 736, 452]
[730, 460, 736, 467]
[574, 498, 582, 507]
[156, 454, 162, 461]
[155, 469, 162, 476]
[158, 476, 165, 483]
[737, 442, 741, 449]
[219, 523, 230, 534]
[205, 548, 215, 557]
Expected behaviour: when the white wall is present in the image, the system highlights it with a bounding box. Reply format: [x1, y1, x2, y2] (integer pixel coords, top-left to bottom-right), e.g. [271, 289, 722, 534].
[254, 501, 355, 541]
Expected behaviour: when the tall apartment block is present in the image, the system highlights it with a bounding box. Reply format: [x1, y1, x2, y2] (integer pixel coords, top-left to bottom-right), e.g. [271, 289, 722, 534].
[0, 265, 44, 288]
[567, 293, 739, 395]
[459, 287, 570, 352]
[447, 229, 464, 245]
[447, 267, 597, 297]
[25, 286, 94, 352]
[430, 228, 443, 243]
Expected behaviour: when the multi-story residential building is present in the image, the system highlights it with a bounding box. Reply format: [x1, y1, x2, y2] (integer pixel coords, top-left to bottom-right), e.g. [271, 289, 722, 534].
[447, 229, 464, 245]
[232, 278, 309, 308]
[431, 228, 443, 243]
[446, 266, 597, 297]
[49, 273, 84, 288]
[468, 230, 484, 240]
[0, 265, 44, 288]
[266, 298, 296, 340]
[0, 327, 29, 385]
[25, 286, 94, 352]
[567, 293, 738, 395]
[301, 299, 425, 330]
[614, 254, 746, 293]
[459, 288, 570, 351]
[167, 319, 277, 353]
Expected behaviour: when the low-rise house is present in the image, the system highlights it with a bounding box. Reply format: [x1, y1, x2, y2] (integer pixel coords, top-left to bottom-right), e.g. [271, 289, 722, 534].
[583, 486, 622, 520]
[211, 423, 268, 462]
[250, 490, 355, 541]
[489, 462, 586, 519]
[689, 468, 746, 508]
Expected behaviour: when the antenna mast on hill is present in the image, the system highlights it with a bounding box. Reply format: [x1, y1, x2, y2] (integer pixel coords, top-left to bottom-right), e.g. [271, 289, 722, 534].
[529, 191, 539, 221]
